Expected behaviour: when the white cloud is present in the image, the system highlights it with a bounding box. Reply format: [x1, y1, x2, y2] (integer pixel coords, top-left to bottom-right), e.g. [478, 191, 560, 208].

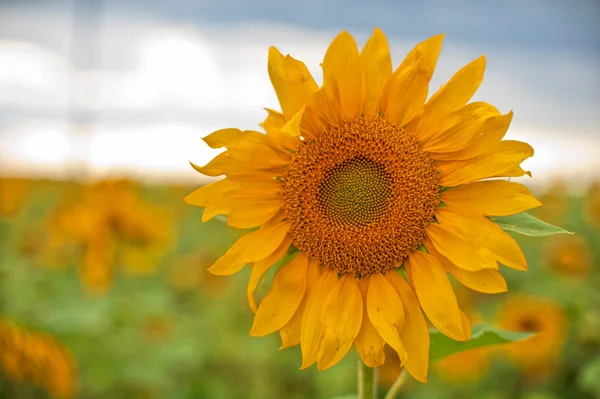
[0, 120, 71, 177]
[0, 8, 598, 186]
[0, 41, 71, 111]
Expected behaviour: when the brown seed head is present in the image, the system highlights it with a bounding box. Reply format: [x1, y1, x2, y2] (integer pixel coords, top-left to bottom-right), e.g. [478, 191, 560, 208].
[282, 117, 439, 277]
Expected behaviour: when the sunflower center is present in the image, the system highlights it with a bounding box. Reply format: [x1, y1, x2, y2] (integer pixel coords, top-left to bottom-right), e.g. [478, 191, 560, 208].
[519, 318, 541, 332]
[282, 117, 440, 277]
[319, 156, 392, 227]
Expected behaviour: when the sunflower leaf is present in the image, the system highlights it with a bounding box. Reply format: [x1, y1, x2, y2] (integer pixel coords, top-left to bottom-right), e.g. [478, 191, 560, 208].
[489, 212, 573, 236]
[429, 323, 533, 362]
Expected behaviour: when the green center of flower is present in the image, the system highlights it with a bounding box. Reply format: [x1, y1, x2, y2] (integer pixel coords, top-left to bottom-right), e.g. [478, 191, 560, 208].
[319, 156, 392, 228]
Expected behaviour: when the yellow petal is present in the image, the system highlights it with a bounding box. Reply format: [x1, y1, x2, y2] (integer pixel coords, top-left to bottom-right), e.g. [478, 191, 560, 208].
[202, 196, 230, 223]
[280, 260, 321, 349]
[420, 102, 499, 153]
[208, 221, 291, 276]
[300, 269, 338, 369]
[360, 28, 392, 117]
[261, 108, 287, 132]
[494, 164, 531, 179]
[437, 139, 533, 186]
[247, 235, 293, 312]
[281, 105, 305, 137]
[203, 128, 255, 149]
[382, 34, 444, 128]
[417, 56, 486, 137]
[194, 142, 289, 179]
[405, 251, 469, 341]
[460, 310, 472, 339]
[441, 180, 542, 216]
[386, 271, 430, 383]
[261, 108, 301, 152]
[366, 273, 408, 364]
[192, 152, 231, 177]
[426, 223, 496, 271]
[431, 111, 513, 161]
[354, 276, 386, 367]
[227, 200, 283, 229]
[268, 47, 318, 120]
[322, 31, 360, 83]
[184, 178, 237, 208]
[426, 239, 507, 294]
[250, 252, 310, 336]
[336, 59, 366, 121]
[450, 266, 507, 294]
[436, 207, 527, 271]
[301, 80, 342, 140]
[320, 31, 364, 121]
[202, 185, 282, 223]
[223, 131, 291, 164]
[317, 274, 363, 370]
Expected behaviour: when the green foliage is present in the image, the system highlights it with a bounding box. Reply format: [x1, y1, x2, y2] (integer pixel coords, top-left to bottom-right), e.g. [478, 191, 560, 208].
[429, 324, 533, 363]
[491, 212, 573, 236]
[1, 180, 599, 399]
[578, 357, 600, 398]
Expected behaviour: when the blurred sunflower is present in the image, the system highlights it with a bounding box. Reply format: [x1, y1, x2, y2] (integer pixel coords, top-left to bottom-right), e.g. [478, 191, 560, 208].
[543, 235, 592, 278]
[168, 253, 231, 297]
[534, 180, 569, 226]
[186, 29, 540, 381]
[584, 181, 600, 229]
[46, 180, 173, 292]
[0, 320, 76, 398]
[0, 177, 30, 219]
[496, 295, 566, 377]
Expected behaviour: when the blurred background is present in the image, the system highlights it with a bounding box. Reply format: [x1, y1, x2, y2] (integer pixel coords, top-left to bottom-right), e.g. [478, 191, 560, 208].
[0, 0, 599, 398]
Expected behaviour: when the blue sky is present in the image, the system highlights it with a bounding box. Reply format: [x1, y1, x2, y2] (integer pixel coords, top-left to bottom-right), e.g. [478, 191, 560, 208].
[125, 0, 600, 50]
[0, 0, 598, 185]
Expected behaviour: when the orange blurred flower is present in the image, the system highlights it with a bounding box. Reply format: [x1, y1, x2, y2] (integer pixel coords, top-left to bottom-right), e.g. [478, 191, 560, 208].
[0, 177, 30, 219]
[543, 235, 592, 278]
[584, 181, 600, 229]
[45, 179, 173, 293]
[496, 295, 567, 378]
[168, 253, 231, 297]
[0, 320, 76, 398]
[534, 180, 569, 226]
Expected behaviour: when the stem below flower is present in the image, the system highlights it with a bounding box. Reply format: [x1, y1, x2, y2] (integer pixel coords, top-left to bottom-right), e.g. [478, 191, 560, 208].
[384, 368, 408, 399]
[357, 359, 377, 399]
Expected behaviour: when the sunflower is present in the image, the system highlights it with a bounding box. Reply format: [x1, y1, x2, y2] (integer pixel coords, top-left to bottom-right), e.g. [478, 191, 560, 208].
[534, 180, 568, 226]
[47, 179, 173, 292]
[0, 320, 76, 398]
[168, 253, 231, 297]
[584, 181, 600, 229]
[186, 29, 541, 381]
[0, 177, 30, 219]
[496, 295, 566, 376]
[543, 235, 591, 278]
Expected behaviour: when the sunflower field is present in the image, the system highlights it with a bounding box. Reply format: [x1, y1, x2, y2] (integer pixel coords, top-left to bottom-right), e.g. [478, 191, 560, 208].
[0, 176, 598, 399]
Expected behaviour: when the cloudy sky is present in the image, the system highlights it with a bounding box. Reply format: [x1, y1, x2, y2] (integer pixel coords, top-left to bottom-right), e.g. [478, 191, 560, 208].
[0, 0, 598, 187]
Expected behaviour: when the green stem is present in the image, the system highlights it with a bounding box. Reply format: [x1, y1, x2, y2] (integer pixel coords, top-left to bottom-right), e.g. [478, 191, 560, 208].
[384, 368, 408, 399]
[357, 359, 377, 399]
